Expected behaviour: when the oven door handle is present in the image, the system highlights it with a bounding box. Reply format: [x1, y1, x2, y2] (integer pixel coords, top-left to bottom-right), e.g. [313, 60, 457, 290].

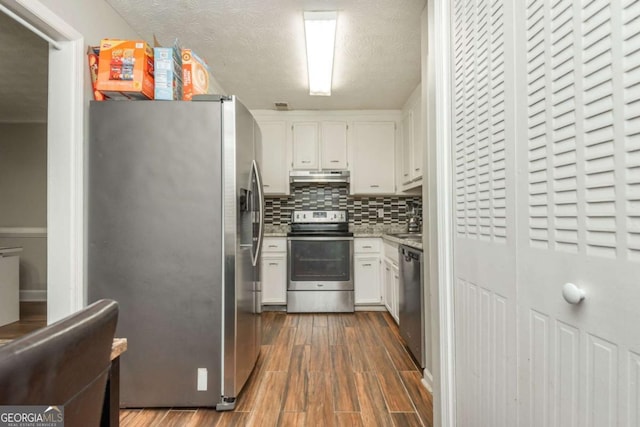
[287, 236, 354, 241]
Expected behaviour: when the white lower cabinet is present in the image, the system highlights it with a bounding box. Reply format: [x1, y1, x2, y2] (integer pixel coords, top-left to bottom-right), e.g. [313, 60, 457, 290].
[354, 238, 383, 305]
[260, 238, 287, 305]
[354, 256, 382, 305]
[382, 239, 400, 323]
[383, 257, 400, 323]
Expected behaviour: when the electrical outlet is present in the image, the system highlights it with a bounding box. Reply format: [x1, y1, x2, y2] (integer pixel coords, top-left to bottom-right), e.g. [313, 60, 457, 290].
[197, 368, 207, 391]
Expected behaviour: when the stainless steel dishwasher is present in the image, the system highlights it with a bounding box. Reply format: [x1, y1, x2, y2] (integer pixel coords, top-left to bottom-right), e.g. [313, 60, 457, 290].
[399, 245, 424, 368]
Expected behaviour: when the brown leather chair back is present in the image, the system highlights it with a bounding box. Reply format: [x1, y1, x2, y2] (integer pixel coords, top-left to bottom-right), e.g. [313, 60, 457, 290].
[0, 299, 118, 426]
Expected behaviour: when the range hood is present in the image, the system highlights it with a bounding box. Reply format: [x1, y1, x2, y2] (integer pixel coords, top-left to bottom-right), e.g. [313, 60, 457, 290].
[289, 170, 350, 184]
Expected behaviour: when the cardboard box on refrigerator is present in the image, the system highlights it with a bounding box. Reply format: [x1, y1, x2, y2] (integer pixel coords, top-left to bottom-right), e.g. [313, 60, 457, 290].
[181, 49, 211, 100]
[154, 44, 183, 100]
[96, 39, 155, 100]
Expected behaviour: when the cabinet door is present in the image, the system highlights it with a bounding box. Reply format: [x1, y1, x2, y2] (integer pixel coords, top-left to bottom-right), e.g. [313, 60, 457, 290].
[411, 101, 422, 180]
[320, 121, 348, 169]
[260, 255, 287, 304]
[292, 122, 318, 169]
[401, 110, 414, 184]
[383, 258, 394, 314]
[257, 121, 288, 194]
[354, 255, 381, 304]
[351, 122, 396, 194]
[392, 264, 400, 323]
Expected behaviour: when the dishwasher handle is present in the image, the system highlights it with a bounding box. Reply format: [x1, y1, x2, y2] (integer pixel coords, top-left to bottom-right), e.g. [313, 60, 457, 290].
[400, 245, 422, 262]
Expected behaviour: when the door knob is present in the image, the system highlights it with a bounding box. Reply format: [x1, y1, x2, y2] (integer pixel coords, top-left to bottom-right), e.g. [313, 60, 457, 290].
[562, 282, 585, 305]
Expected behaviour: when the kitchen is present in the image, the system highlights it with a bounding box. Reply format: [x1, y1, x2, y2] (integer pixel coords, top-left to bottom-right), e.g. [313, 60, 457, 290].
[0, 0, 434, 425]
[4, 0, 638, 426]
[253, 102, 431, 368]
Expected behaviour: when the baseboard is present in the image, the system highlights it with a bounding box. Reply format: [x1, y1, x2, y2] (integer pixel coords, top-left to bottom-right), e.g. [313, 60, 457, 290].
[0, 227, 47, 238]
[354, 305, 387, 312]
[20, 290, 47, 302]
[421, 368, 434, 393]
[262, 305, 287, 312]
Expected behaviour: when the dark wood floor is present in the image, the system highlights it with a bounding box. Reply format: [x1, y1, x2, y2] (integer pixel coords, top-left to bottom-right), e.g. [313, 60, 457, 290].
[120, 312, 433, 427]
[0, 305, 434, 426]
[0, 301, 47, 339]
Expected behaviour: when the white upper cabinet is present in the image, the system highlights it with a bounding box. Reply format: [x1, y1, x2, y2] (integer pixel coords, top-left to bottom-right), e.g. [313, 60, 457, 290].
[411, 97, 423, 178]
[320, 121, 348, 169]
[252, 110, 399, 196]
[292, 122, 319, 169]
[292, 120, 348, 170]
[256, 120, 289, 195]
[401, 110, 414, 184]
[350, 121, 396, 194]
[400, 84, 423, 189]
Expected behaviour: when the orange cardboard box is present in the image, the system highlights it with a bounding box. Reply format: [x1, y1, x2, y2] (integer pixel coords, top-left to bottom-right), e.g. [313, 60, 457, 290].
[182, 49, 211, 101]
[96, 39, 155, 100]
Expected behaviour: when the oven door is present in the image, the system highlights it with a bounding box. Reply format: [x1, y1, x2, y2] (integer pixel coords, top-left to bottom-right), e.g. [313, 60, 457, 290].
[287, 236, 354, 291]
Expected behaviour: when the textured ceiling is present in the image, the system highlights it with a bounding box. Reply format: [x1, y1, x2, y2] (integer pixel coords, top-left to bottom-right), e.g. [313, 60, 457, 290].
[0, 11, 48, 123]
[106, 0, 425, 110]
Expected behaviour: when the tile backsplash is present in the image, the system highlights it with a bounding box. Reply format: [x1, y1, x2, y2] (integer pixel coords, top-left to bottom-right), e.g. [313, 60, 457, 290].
[264, 184, 422, 226]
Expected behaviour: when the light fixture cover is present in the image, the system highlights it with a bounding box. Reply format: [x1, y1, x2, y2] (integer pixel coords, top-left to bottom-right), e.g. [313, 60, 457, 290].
[304, 11, 337, 96]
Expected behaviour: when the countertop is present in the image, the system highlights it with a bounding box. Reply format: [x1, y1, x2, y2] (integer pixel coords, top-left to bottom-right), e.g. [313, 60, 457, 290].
[263, 225, 423, 250]
[380, 234, 423, 250]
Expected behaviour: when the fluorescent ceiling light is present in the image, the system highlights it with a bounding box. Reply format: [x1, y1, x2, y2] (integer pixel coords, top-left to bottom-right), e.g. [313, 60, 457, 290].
[304, 11, 337, 96]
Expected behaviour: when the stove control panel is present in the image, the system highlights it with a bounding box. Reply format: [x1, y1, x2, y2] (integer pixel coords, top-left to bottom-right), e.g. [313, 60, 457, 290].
[291, 210, 347, 224]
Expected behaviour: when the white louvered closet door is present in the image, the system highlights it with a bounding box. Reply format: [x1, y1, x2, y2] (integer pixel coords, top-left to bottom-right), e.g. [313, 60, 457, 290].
[452, 0, 518, 426]
[516, 1, 640, 426]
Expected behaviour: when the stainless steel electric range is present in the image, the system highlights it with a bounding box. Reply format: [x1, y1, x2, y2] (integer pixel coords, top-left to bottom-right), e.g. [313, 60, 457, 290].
[286, 210, 354, 313]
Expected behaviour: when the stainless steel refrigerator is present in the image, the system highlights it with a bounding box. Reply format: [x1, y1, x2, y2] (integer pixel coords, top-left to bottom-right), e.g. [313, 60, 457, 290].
[87, 96, 264, 410]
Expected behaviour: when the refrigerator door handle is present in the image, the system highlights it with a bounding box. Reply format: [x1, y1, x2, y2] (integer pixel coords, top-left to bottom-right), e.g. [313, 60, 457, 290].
[251, 160, 265, 267]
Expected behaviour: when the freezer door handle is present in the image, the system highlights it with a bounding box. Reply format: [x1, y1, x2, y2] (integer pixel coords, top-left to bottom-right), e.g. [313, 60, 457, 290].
[251, 160, 265, 267]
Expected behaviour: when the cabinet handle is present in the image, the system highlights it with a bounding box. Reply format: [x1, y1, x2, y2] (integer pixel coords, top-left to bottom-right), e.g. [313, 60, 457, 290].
[403, 173, 409, 177]
[268, 245, 278, 248]
[269, 262, 278, 266]
[301, 160, 311, 164]
[362, 263, 372, 267]
[362, 245, 372, 249]
[415, 168, 420, 171]
[264, 184, 270, 187]
[330, 160, 339, 163]
[370, 185, 380, 188]
[394, 275, 399, 279]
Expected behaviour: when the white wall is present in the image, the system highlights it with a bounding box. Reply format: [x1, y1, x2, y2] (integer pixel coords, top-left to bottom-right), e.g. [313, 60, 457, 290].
[0, 123, 48, 299]
[0, 124, 47, 226]
[38, 0, 140, 114]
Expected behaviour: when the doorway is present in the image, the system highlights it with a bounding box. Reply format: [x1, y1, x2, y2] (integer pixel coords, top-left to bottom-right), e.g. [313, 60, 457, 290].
[0, 10, 49, 336]
[0, 1, 84, 325]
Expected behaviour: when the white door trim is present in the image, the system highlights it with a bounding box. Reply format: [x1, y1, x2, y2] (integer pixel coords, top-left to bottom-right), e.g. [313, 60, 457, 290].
[1, 0, 85, 323]
[433, 0, 457, 425]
